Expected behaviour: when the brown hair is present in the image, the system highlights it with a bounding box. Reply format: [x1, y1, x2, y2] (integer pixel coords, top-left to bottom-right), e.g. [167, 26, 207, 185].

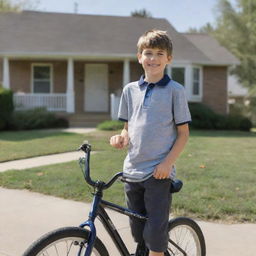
[137, 29, 173, 56]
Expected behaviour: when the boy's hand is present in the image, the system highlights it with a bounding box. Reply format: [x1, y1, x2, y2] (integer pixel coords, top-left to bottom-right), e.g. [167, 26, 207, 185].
[110, 135, 129, 149]
[153, 161, 172, 179]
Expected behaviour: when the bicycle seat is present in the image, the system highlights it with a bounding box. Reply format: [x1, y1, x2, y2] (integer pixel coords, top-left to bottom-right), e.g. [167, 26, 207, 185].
[170, 179, 183, 193]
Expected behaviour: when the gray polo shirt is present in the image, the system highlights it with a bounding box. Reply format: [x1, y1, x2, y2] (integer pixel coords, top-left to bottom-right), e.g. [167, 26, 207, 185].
[118, 74, 191, 182]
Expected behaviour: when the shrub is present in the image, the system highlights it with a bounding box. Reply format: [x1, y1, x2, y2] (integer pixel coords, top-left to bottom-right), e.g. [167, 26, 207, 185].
[0, 87, 14, 130]
[8, 107, 69, 130]
[239, 117, 253, 131]
[189, 103, 218, 129]
[97, 120, 124, 131]
[189, 103, 252, 131]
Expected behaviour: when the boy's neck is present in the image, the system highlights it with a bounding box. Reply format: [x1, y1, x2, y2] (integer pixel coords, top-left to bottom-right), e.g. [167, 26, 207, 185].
[144, 72, 165, 84]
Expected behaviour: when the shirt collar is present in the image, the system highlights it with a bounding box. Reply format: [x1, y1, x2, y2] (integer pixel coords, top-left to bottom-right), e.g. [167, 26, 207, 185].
[138, 74, 171, 87]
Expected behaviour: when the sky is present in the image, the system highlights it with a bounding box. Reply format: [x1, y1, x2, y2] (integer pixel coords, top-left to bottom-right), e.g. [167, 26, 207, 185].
[22, 0, 237, 32]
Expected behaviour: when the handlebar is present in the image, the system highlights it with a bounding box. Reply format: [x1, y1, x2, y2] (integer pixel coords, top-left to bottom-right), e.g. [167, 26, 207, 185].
[78, 142, 123, 190]
[78, 142, 183, 193]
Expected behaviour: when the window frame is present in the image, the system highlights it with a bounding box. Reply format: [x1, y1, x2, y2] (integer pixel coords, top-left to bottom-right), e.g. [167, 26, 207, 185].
[190, 65, 203, 102]
[31, 63, 53, 94]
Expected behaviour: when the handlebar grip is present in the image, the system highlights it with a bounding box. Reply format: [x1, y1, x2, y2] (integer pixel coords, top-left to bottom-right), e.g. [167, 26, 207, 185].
[78, 142, 91, 153]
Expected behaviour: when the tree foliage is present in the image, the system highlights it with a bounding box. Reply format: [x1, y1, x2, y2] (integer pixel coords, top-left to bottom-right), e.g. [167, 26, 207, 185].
[214, 0, 256, 91]
[131, 8, 152, 18]
[188, 0, 256, 92]
[0, 0, 19, 11]
[0, 0, 38, 12]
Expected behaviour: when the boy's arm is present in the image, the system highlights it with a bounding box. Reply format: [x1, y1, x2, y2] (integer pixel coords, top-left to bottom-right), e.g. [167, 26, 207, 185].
[110, 122, 129, 149]
[153, 123, 189, 179]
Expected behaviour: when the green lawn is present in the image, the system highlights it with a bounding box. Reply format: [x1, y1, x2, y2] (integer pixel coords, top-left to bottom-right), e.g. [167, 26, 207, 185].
[0, 129, 256, 223]
[0, 129, 117, 162]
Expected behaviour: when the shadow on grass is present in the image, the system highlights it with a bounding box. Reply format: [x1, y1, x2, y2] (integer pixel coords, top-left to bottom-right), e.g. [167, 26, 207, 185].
[0, 130, 77, 142]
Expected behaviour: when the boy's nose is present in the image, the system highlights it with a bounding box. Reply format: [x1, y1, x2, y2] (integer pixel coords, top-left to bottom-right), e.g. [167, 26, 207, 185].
[150, 54, 157, 60]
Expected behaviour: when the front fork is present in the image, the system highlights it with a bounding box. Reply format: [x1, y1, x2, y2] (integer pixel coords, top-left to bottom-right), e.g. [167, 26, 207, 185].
[79, 191, 102, 256]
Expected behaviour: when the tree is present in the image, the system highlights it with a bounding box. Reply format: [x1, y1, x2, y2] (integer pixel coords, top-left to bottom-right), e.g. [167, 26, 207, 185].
[213, 0, 256, 91]
[0, 0, 19, 11]
[131, 8, 152, 18]
[187, 23, 215, 34]
[188, 0, 256, 93]
[0, 0, 38, 12]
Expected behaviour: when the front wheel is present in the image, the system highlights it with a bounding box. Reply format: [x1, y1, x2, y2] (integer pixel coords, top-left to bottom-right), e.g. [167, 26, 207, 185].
[166, 217, 206, 256]
[22, 226, 109, 256]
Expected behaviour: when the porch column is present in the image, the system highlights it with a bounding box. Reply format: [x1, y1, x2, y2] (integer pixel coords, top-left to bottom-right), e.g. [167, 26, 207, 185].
[3, 57, 10, 89]
[66, 57, 75, 113]
[123, 59, 130, 86]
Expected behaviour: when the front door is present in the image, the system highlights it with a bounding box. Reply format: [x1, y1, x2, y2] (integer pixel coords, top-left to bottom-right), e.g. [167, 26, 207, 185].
[84, 64, 109, 112]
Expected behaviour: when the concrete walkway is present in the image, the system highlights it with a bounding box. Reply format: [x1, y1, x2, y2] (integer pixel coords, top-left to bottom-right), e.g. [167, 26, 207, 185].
[0, 128, 256, 255]
[0, 151, 85, 172]
[1, 187, 256, 256]
[0, 128, 95, 173]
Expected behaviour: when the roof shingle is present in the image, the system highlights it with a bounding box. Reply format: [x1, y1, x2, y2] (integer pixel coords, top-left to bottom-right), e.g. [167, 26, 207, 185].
[0, 11, 238, 65]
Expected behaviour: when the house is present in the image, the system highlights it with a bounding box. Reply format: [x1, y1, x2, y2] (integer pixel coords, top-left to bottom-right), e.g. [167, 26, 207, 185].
[0, 11, 239, 126]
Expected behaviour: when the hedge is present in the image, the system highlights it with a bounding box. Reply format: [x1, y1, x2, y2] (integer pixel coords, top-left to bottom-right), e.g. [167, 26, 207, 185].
[189, 103, 252, 131]
[8, 107, 69, 130]
[0, 87, 14, 130]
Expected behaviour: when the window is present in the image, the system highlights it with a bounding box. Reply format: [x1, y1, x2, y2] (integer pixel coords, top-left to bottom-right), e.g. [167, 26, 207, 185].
[171, 67, 185, 86]
[192, 67, 200, 95]
[32, 65, 52, 93]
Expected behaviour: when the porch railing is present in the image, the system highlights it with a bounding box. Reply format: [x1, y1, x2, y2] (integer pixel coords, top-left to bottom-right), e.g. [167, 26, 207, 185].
[13, 93, 67, 112]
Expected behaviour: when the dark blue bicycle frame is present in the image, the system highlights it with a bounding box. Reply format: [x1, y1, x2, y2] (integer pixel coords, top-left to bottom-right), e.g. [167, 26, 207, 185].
[79, 187, 147, 256]
[77, 143, 186, 256]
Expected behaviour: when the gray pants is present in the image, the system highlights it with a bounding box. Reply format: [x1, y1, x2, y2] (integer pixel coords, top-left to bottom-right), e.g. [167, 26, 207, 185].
[124, 176, 172, 252]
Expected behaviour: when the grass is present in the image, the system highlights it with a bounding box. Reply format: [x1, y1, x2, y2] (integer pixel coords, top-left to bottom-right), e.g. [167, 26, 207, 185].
[0, 129, 256, 223]
[0, 129, 117, 162]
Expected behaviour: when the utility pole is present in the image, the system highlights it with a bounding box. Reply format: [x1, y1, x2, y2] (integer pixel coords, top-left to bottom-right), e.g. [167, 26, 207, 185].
[74, 1, 78, 14]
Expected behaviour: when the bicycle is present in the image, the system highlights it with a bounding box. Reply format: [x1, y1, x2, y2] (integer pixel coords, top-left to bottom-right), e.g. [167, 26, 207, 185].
[22, 142, 206, 256]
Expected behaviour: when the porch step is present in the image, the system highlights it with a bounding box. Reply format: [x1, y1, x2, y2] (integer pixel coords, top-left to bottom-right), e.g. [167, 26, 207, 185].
[68, 113, 111, 128]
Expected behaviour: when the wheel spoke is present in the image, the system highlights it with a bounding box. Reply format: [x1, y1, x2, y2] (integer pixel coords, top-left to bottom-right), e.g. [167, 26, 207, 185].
[168, 219, 205, 256]
[34, 237, 99, 256]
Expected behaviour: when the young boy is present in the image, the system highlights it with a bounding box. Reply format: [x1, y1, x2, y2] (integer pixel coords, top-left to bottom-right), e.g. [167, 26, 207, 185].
[110, 30, 191, 256]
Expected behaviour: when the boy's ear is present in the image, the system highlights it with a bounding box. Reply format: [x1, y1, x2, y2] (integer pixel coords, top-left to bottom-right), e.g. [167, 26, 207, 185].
[167, 55, 173, 64]
[137, 52, 142, 64]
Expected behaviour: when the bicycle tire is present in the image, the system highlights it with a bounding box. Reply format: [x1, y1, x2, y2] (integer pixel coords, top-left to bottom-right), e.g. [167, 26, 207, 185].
[22, 226, 109, 256]
[166, 217, 206, 256]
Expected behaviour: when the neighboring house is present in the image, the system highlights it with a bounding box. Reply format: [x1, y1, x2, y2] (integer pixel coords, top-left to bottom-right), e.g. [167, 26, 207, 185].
[0, 11, 239, 126]
[228, 74, 249, 104]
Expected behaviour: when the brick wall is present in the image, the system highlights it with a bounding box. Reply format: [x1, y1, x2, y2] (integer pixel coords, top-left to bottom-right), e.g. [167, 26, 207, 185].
[10, 60, 31, 92]
[9, 60, 67, 93]
[202, 66, 228, 114]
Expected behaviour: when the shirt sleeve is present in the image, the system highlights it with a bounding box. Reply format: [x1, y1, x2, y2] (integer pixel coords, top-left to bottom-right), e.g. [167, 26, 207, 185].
[118, 88, 128, 122]
[173, 87, 192, 126]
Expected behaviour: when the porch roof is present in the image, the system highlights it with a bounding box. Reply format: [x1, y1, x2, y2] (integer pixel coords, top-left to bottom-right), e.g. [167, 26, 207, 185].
[0, 11, 237, 65]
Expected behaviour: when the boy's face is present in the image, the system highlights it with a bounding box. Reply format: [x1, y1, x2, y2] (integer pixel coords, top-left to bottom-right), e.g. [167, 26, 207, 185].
[137, 48, 172, 78]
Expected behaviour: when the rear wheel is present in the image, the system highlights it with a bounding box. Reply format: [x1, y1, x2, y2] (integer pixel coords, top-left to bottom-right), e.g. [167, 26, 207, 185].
[22, 226, 109, 256]
[166, 217, 206, 256]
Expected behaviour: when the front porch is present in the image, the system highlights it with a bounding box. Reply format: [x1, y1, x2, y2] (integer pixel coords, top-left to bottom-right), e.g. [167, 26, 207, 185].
[1, 56, 142, 123]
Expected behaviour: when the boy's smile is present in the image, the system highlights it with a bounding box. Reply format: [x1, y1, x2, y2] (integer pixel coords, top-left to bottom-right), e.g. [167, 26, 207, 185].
[137, 48, 172, 83]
